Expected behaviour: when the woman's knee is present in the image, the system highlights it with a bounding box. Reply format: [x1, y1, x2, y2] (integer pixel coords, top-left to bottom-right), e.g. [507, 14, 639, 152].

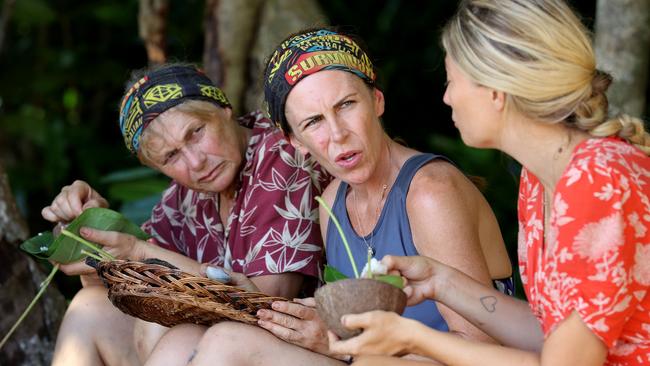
[54, 286, 139, 366]
[133, 320, 172, 362]
[191, 322, 267, 364]
[144, 324, 206, 366]
[205, 321, 266, 345]
[62, 286, 113, 326]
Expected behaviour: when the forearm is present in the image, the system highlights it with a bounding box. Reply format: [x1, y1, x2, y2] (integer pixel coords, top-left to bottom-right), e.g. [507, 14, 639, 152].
[80, 273, 104, 287]
[249, 272, 304, 298]
[409, 323, 539, 366]
[436, 266, 543, 351]
[138, 241, 202, 274]
[353, 355, 443, 365]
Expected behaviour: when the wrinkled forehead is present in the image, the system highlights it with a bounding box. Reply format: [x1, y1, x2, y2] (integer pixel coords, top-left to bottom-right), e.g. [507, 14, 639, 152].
[139, 109, 200, 154]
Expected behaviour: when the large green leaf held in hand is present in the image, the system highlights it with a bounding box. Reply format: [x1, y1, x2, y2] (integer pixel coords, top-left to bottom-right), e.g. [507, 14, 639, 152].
[20, 207, 150, 264]
[20, 231, 56, 259]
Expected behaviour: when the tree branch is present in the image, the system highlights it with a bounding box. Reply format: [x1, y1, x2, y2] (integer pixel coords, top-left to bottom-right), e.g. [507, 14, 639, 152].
[203, 0, 264, 115]
[0, 163, 29, 245]
[0, 0, 16, 54]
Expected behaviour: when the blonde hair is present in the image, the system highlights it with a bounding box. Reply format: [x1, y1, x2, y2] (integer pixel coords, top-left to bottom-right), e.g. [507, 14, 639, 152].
[137, 100, 224, 165]
[442, 0, 650, 155]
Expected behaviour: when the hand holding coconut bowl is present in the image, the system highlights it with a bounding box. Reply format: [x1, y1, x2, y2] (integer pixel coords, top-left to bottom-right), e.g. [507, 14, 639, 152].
[329, 1, 650, 365]
[153, 28, 514, 365]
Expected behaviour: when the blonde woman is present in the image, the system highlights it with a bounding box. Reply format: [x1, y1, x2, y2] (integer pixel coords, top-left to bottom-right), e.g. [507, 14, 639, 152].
[329, 1, 650, 365]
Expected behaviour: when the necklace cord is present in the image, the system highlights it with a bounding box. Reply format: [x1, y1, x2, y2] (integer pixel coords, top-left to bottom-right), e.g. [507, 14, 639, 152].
[352, 183, 388, 256]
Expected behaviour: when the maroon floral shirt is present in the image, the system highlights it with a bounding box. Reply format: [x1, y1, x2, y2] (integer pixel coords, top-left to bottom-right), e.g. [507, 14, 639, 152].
[142, 111, 331, 278]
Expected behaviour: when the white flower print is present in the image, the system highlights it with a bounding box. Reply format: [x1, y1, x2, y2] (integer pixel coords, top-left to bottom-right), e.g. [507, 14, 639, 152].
[632, 243, 650, 285]
[628, 212, 647, 238]
[572, 212, 624, 261]
[565, 166, 584, 186]
[594, 183, 618, 201]
[610, 341, 637, 356]
[592, 318, 610, 333]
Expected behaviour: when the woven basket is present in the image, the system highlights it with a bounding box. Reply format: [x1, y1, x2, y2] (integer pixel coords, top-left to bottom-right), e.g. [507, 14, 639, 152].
[95, 259, 286, 328]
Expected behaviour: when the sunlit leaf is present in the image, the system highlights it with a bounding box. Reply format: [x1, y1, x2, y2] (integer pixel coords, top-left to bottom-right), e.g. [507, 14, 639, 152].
[62, 88, 79, 110]
[324, 265, 349, 283]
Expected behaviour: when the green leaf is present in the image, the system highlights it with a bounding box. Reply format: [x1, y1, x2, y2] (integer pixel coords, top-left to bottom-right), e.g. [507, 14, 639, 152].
[374, 275, 404, 289]
[324, 265, 349, 283]
[13, 0, 56, 28]
[62, 88, 79, 110]
[20, 231, 55, 259]
[19, 207, 150, 264]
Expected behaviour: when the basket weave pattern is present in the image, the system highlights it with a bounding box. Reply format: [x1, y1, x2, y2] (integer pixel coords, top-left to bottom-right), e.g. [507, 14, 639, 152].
[96, 260, 287, 327]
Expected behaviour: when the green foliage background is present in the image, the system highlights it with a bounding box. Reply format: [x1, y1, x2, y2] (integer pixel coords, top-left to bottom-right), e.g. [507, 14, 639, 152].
[0, 0, 613, 297]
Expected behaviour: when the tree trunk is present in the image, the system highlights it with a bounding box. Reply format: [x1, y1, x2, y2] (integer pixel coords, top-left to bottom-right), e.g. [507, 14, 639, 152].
[0, 166, 66, 366]
[203, 0, 264, 116]
[594, 0, 650, 117]
[203, 0, 327, 115]
[139, 0, 169, 65]
[0, 0, 16, 55]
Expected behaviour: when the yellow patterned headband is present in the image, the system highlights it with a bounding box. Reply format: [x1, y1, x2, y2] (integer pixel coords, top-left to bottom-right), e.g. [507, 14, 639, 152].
[263, 29, 375, 135]
[119, 65, 230, 154]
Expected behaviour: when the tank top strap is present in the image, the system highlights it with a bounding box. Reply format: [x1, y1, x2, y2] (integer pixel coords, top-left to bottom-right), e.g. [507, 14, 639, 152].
[393, 153, 451, 192]
[333, 180, 350, 219]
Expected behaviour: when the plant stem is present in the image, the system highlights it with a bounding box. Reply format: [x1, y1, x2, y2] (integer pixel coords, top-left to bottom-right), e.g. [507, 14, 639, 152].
[81, 249, 103, 261]
[315, 196, 359, 278]
[0, 264, 59, 350]
[60, 229, 115, 260]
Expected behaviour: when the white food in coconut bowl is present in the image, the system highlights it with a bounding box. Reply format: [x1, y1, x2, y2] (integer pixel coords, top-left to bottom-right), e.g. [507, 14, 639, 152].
[360, 258, 388, 278]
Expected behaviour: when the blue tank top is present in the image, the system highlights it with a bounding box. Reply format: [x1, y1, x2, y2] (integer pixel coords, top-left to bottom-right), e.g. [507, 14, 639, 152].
[326, 153, 450, 331]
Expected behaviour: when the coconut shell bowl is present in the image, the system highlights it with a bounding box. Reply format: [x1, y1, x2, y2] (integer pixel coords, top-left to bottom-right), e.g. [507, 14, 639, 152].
[314, 278, 407, 339]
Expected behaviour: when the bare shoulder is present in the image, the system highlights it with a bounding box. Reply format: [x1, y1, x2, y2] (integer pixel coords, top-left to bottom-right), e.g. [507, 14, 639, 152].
[406, 159, 511, 280]
[407, 159, 479, 214]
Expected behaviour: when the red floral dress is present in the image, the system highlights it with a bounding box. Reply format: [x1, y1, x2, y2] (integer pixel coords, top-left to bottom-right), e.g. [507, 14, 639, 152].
[518, 138, 650, 365]
[142, 111, 331, 279]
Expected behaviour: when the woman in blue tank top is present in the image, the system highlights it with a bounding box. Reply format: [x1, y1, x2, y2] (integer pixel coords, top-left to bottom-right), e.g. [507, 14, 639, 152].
[166, 28, 514, 366]
[256, 28, 512, 361]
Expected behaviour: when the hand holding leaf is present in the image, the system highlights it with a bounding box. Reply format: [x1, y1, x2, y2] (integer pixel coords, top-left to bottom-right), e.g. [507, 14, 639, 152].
[41, 180, 108, 223]
[2, 208, 149, 351]
[21, 207, 149, 263]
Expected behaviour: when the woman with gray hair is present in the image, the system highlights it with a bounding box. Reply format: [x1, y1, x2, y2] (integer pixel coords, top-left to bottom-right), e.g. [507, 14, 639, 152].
[42, 64, 330, 366]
